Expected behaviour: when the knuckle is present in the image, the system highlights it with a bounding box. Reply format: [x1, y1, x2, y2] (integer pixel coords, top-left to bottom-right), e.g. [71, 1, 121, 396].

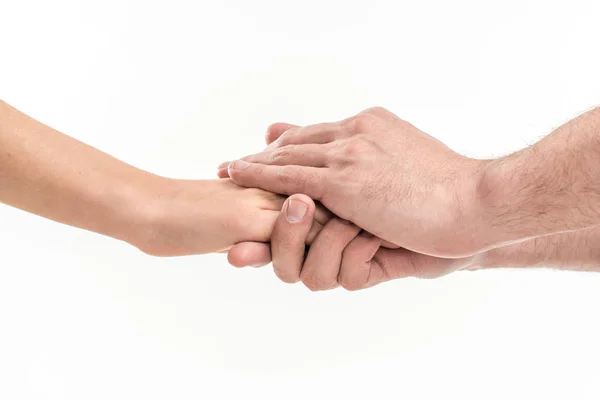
[361, 106, 388, 116]
[339, 270, 368, 292]
[277, 128, 298, 146]
[276, 167, 296, 186]
[341, 138, 367, 158]
[272, 147, 292, 163]
[267, 124, 296, 145]
[339, 107, 391, 134]
[276, 166, 320, 196]
[339, 248, 371, 291]
[273, 268, 300, 284]
[340, 279, 363, 291]
[248, 164, 265, 180]
[301, 272, 335, 292]
[354, 113, 380, 131]
[314, 226, 343, 249]
[273, 231, 300, 251]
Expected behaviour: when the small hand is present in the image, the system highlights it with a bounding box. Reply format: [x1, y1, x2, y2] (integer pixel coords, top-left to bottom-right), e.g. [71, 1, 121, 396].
[131, 178, 329, 257]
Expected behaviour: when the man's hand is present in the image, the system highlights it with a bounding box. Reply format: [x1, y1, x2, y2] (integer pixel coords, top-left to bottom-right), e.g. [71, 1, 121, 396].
[229, 193, 477, 290]
[221, 107, 485, 258]
[223, 106, 600, 260]
[230, 192, 600, 291]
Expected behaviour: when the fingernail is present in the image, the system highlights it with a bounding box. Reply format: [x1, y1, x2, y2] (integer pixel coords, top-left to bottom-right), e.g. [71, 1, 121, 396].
[218, 161, 230, 169]
[230, 160, 250, 170]
[286, 199, 308, 222]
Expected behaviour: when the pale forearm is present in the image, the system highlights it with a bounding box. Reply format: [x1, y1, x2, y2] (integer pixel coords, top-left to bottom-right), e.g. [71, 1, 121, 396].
[473, 107, 600, 250]
[0, 100, 156, 244]
[0, 101, 322, 257]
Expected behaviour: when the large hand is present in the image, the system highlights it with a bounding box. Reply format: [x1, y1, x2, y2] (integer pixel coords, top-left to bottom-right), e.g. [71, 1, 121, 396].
[231, 193, 600, 290]
[230, 193, 477, 290]
[222, 121, 397, 268]
[221, 107, 485, 258]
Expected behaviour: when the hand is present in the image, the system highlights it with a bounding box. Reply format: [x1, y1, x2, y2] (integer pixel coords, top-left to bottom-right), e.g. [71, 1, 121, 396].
[130, 178, 329, 257]
[221, 121, 398, 268]
[230, 193, 477, 290]
[220, 107, 486, 258]
[229, 193, 600, 291]
[0, 101, 330, 259]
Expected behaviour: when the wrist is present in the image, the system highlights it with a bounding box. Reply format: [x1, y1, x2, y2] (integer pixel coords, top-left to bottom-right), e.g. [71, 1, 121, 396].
[470, 150, 553, 252]
[122, 178, 281, 257]
[441, 158, 494, 256]
[456, 152, 545, 256]
[105, 171, 174, 252]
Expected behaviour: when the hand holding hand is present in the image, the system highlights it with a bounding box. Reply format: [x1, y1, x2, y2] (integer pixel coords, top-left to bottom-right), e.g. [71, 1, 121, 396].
[230, 193, 478, 290]
[230, 192, 600, 291]
[221, 107, 485, 258]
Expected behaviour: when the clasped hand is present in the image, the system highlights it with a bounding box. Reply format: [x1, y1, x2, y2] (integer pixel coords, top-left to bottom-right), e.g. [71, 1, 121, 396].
[220, 107, 489, 290]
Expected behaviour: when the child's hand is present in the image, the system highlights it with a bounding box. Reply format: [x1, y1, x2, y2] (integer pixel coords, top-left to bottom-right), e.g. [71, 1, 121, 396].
[130, 178, 330, 257]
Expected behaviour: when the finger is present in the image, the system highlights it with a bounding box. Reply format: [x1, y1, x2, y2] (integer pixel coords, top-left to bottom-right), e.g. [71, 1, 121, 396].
[300, 219, 361, 291]
[266, 123, 299, 145]
[271, 194, 316, 283]
[313, 202, 333, 227]
[338, 232, 383, 291]
[306, 202, 333, 244]
[226, 202, 331, 269]
[217, 166, 230, 178]
[219, 122, 303, 177]
[242, 144, 331, 168]
[218, 161, 231, 170]
[354, 229, 399, 249]
[228, 161, 328, 200]
[354, 248, 460, 288]
[227, 242, 272, 268]
[381, 239, 400, 249]
[306, 220, 323, 245]
[273, 123, 342, 147]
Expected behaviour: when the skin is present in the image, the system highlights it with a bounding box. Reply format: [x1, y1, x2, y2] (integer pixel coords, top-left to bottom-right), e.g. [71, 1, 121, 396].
[0, 100, 330, 256]
[242, 194, 600, 291]
[223, 108, 600, 291]
[4, 98, 600, 292]
[222, 106, 600, 258]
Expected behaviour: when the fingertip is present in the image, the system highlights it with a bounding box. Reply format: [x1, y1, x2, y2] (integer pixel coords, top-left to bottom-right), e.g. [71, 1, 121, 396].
[286, 193, 315, 209]
[227, 242, 272, 268]
[227, 160, 252, 184]
[283, 194, 315, 224]
[217, 167, 230, 179]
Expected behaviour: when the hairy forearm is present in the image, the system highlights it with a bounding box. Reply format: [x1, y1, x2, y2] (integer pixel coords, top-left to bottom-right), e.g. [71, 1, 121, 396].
[0, 100, 157, 244]
[473, 107, 600, 250]
[474, 225, 600, 272]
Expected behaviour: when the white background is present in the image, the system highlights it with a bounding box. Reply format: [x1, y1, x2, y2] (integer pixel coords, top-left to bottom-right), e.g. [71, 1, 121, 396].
[1, 0, 600, 399]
